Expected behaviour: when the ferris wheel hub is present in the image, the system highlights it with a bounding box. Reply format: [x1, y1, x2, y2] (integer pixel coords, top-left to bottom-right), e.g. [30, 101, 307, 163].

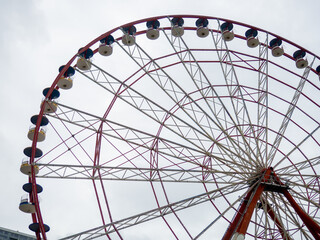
[247, 167, 290, 193]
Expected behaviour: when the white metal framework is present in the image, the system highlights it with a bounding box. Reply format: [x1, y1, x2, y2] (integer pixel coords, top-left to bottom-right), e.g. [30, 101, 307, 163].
[23, 15, 320, 239]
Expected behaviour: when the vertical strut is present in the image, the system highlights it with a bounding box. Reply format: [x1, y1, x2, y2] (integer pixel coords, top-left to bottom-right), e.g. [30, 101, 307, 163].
[211, 20, 263, 169]
[257, 35, 269, 167]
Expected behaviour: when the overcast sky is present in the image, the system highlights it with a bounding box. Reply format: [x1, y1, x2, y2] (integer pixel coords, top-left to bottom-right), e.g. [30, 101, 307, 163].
[1, 0, 320, 238]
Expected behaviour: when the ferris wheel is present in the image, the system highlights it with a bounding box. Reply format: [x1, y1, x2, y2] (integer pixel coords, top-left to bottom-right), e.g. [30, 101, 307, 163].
[19, 15, 320, 239]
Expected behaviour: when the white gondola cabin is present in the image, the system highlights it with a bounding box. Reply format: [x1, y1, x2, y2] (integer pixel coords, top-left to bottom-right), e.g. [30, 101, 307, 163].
[293, 50, 308, 69]
[20, 159, 39, 176]
[146, 20, 160, 40]
[41, 88, 60, 113]
[19, 195, 36, 214]
[122, 26, 136, 46]
[27, 126, 46, 142]
[245, 29, 259, 48]
[171, 17, 184, 37]
[76, 48, 93, 70]
[221, 22, 234, 41]
[57, 65, 75, 89]
[269, 38, 284, 57]
[196, 18, 209, 38]
[99, 35, 115, 56]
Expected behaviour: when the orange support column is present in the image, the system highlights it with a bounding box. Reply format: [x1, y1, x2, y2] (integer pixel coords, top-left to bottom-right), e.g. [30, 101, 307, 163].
[222, 191, 252, 240]
[236, 184, 265, 235]
[283, 189, 320, 240]
[222, 168, 272, 240]
[270, 170, 320, 240]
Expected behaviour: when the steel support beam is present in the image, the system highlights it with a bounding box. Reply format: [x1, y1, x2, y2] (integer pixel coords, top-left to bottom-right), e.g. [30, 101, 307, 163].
[222, 168, 272, 240]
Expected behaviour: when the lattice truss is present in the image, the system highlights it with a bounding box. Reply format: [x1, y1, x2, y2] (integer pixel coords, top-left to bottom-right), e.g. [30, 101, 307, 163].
[28, 16, 320, 240]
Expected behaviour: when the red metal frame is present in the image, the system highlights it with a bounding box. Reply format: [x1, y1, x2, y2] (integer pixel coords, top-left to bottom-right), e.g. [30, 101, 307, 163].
[222, 168, 272, 240]
[283, 190, 320, 239]
[27, 15, 320, 239]
[223, 168, 320, 239]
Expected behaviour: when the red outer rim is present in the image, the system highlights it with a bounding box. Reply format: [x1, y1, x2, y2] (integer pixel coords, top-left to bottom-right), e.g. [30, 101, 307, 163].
[28, 15, 320, 239]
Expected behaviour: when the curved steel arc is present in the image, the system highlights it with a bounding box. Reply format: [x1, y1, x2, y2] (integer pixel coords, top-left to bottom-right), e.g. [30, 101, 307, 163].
[26, 15, 320, 239]
[273, 124, 320, 169]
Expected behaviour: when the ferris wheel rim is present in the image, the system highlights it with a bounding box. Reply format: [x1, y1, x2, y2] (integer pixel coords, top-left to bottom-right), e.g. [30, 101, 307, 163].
[24, 15, 320, 239]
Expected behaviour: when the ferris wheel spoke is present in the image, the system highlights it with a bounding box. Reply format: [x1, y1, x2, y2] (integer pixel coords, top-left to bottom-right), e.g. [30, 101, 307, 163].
[252, 198, 270, 239]
[194, 188, 251, 239]
[282, 178, 320, 199]
[276, 156, 320, 175]
[37, 118, 97, 176]
[115, 43, 268, 172]
[35, 145, 251, 184]
[252, 205, 269, 239]
[110, 30, 262, 170]
[218, 45, 270, 169]
[161, 29, 264, 170]
[49, 101, 206, 156]
[45, 110, 251, 179]
[267, 58, 315, 167]
[209, 24, 264, 168]
[48, 98, 258, 173]
[257, 37, 270, 166]
[259, 194, 293, 239]
[273, 125, 320, 169]
[59, 182, 247, 240]
[260, 194, 298, 238]
[277, 170, 319, 189]
[35, 163, 238, 183]
[76, 62, 228, 155]
[287, 188, 320, 212]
